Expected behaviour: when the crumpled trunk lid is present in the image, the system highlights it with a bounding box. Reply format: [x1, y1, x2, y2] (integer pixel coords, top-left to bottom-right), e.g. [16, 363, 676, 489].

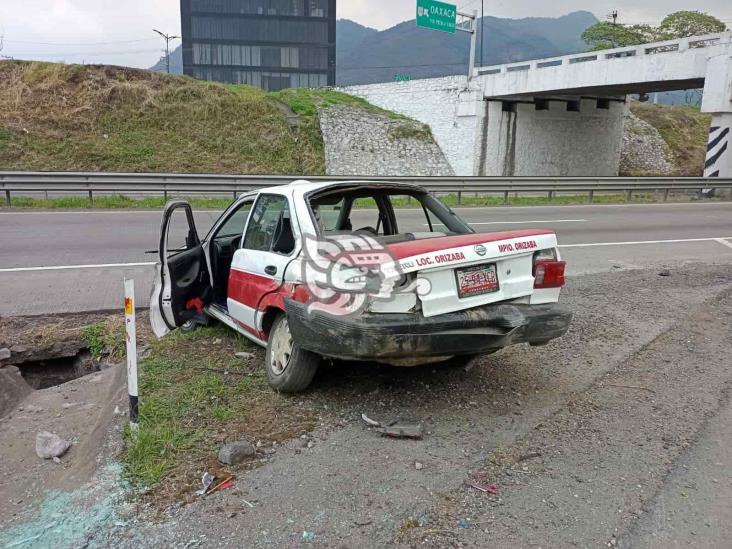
[386, 230, 558, 317]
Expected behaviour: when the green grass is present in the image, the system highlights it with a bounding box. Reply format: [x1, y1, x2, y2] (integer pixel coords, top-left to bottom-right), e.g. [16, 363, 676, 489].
[0, 61, 441, 179]
[629, 102, 711, 176]
[1, 194, 234, 210]
[121, 323, 317, 493]
[81, 320, 126, 359]
[3, 191, 724, 211]
[0, 61, 330, 175]
[271, 88, 408, 120]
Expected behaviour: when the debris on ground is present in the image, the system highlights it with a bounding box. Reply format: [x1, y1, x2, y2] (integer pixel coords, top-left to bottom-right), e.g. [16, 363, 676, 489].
[207, 476, 234, 495]
[466, 481, 500, 495]
[35, 431, 71, 459]
[414, 461, 424, 470]
[517, 451, 542, 462]
[462, 356, 481, 373]
[659, 269, 672, 277]
[376, 421, 424, 440]
[302, 531, 317, 542]
[234, 352, 255, 360]
[218, 440, 256, 465]
[195, 472, 215, 497]
[458, 518, 471, 529]
[360, 413, 381, 427]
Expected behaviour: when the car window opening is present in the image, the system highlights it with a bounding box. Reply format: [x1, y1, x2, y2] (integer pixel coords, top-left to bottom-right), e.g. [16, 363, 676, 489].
[309, 188, 472, 244]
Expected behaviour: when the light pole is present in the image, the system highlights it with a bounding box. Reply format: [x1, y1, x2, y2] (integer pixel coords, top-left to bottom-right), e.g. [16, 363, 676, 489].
[153, 29, 179, 74]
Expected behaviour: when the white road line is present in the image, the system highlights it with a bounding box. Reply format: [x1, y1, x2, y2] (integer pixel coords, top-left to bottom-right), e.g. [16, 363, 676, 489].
[559, 237, 732, 248]
[3, 236, 732, 273]
[468, 219, 587, 225]
[0, 262, 156, 273]
[428, 219, 586, 227]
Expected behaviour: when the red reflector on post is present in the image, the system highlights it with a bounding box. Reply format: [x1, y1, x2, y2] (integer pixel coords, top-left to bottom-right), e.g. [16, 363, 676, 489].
[533, 260, 566, 288]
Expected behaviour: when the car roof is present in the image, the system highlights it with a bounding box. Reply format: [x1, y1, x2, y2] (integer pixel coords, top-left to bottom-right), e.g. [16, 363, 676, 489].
[257, 179, 426, 197]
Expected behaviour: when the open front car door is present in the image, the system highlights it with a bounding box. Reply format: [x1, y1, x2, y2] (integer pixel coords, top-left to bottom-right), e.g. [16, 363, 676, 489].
[150, 200, 212, 337]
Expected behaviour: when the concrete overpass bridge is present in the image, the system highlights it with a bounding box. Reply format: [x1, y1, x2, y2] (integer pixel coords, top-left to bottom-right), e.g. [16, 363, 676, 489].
[342, 32, 732, 178]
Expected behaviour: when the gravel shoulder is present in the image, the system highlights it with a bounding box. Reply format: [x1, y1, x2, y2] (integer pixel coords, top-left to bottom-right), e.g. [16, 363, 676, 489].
[112, 264, 732, 548]
[1, 264, 731, 548]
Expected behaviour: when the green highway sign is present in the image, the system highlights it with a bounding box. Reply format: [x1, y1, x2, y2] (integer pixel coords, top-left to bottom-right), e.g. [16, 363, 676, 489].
[416, 0, 457, 34]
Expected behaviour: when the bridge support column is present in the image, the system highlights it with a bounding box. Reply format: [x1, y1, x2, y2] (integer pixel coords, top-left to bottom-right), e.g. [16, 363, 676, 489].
[478, 97, 626, 176]
[702, 54, 732, 178]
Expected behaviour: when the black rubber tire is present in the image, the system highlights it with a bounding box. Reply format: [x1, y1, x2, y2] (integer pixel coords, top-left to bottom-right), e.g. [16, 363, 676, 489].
[265, 314, 320, 393]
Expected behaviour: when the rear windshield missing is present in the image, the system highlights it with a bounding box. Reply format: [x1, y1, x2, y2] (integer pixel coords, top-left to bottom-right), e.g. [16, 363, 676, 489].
[308, 186, 473, 243]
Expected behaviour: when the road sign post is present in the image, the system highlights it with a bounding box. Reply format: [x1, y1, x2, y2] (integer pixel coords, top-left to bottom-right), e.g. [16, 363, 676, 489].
[416, 1, 477, 79]
[124, 278, 139, 429]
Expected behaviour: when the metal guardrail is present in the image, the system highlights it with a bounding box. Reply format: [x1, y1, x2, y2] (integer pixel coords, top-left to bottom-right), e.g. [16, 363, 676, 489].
[1, 172, 731, 207]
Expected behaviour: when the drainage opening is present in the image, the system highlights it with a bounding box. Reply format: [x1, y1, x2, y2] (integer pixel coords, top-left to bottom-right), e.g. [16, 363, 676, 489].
[16, 350, 97, 389]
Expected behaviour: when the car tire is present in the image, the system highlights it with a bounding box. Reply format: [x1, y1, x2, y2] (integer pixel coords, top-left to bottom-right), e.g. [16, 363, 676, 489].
[265, 314, 319, 393]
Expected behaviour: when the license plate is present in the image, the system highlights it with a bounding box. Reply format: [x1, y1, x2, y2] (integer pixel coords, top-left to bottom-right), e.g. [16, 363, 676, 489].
[455, 263, 499, 298]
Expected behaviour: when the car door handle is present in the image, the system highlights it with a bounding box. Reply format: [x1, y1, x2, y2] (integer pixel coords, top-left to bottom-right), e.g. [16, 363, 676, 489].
[264, 265, 277, 276]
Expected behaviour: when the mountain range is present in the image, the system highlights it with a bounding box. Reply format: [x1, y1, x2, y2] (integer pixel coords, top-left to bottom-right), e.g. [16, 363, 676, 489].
[152, 11, 599, 85]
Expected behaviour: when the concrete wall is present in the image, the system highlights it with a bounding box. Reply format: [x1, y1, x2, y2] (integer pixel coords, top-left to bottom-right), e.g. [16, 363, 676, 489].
[341, 76, 481, 176]
[702, 54, 732, 177]
[318, 105, 454, 176]
[479, 98, 626, 176]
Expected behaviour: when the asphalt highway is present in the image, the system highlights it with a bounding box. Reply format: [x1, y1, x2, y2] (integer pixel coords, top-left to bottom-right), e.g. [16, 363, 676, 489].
[1, 202, 731, 315]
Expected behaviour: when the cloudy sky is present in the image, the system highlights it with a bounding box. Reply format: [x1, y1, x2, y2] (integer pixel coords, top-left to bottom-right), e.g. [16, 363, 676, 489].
[1, 0, 730, 68]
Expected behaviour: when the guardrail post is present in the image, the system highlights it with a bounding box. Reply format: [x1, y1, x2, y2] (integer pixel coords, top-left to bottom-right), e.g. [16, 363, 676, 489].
[663, 188, 669, 202]
[88, 190, 93, 205]
[457, 191, 462, 205]
[548, 190, 554, 200]
[626, 189, 632, 202]
[588, 190, 594, 203]
[5, 190, 10, 208]
[503, 190, 509, 204]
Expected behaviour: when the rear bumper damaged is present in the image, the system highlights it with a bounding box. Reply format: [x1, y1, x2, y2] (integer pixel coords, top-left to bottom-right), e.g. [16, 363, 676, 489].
[284, 299, 573, 362]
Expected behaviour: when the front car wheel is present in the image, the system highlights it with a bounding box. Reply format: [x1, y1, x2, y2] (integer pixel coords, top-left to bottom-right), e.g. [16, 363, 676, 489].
[265, 314, 319, 392]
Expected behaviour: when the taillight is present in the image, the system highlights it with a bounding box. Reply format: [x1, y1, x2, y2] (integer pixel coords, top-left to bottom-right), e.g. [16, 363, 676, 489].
[533, 260, 566, 289]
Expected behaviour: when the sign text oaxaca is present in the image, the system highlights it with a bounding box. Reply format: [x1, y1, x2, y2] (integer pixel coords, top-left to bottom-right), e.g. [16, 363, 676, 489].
[416, 0, 456, 33]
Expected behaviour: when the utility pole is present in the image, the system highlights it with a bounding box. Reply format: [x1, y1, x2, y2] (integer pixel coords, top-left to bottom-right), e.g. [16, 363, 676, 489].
[153, 29, 179, 74]
[609, 10, 618, 26]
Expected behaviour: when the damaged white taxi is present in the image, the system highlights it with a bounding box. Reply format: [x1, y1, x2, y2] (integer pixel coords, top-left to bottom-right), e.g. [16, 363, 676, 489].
[150, 180, 572, 392]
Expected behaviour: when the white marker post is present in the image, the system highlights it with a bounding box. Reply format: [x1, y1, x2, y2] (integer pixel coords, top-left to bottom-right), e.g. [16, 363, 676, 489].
[124, 278, 139, 429]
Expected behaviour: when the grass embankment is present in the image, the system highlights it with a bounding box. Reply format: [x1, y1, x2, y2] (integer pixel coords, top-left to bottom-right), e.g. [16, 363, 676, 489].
[0, 61, 323, 174]
[629, 102, 711, 176]
[3, 191, 710, 210]
[81, 317, 318, 499]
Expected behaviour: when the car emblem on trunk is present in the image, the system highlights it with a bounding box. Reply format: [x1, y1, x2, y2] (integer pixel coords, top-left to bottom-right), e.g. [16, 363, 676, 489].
[474, 244, 487, 256]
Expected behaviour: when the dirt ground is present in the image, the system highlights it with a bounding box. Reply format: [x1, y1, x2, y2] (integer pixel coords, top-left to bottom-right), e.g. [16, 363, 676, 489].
[1, 263, 731, 548]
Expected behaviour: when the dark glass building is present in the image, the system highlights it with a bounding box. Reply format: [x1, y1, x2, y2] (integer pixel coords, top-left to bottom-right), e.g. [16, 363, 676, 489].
[180, 0, 336, 91]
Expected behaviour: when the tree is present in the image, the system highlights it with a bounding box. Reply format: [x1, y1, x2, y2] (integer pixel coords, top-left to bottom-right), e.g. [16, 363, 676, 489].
[658, 11, 726, 39]
[582, 10, 727, 51]
[581, 22, 656, 50]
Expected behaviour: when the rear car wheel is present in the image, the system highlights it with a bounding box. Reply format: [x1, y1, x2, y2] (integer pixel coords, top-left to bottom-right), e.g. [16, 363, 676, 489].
[265, 314, 319, 392]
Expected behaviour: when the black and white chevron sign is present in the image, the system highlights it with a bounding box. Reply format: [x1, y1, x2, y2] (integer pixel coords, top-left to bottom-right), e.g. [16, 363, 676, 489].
[705, 125, 729, 177]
